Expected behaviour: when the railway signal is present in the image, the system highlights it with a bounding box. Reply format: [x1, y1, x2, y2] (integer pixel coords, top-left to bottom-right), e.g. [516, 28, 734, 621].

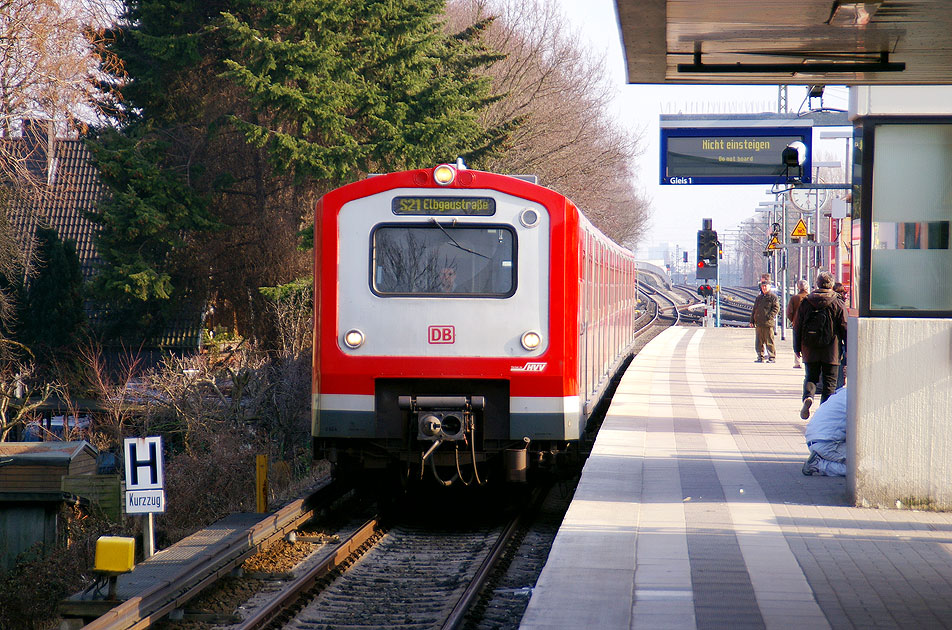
[696, 219, 721, 326]
[696, 223, 718, 280]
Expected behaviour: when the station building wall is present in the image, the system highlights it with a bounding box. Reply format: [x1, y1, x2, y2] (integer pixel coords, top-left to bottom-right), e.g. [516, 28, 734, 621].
[848, 86, 952, 509]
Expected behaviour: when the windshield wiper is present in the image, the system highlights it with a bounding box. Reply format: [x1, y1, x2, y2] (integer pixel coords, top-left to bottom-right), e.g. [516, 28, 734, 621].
[430, 219, 490, 259]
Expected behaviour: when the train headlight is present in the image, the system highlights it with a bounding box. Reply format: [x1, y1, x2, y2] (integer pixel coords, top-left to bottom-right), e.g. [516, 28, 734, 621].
[521, 330, 542, 351]
[433, 164, 456, 186]
[343, 329, 365, 349]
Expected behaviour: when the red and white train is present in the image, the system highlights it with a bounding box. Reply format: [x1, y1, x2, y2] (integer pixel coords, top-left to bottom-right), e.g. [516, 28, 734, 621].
[312, 163, 639, 487]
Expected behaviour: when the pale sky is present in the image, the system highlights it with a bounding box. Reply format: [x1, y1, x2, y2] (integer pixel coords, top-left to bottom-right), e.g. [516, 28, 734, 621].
[547, 0, 851, 260]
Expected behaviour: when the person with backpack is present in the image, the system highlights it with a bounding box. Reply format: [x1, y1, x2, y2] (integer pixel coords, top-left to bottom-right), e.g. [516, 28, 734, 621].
[793, 271, 848, 419]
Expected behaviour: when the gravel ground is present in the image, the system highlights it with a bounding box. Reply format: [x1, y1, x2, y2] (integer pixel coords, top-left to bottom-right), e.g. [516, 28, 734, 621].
[150, 530, 343, 630]
[149, 484, 578, 630]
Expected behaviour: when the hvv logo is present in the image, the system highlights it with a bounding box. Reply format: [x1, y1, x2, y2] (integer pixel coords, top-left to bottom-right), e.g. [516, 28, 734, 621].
[511, 362, 547, 372]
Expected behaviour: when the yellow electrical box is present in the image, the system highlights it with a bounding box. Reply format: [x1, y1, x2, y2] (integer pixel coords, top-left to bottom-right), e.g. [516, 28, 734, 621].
[94, 536, 136, 574]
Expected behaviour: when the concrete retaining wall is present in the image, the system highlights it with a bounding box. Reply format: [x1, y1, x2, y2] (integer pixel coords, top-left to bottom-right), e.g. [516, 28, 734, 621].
[847, 317, 952, 509]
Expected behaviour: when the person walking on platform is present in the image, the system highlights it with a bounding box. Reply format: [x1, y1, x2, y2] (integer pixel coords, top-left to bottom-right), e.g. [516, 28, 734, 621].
[794, 271, 848, 419]
[787, 279, 809, 369]
[802, 386, 848, 477]
[750, 280, 780, 363]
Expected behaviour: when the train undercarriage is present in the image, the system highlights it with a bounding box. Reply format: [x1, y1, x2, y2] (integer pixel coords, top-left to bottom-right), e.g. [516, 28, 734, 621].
[315, 377, 582, 488]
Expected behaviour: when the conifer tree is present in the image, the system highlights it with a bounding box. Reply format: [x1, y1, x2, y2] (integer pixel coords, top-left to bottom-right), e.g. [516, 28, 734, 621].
[86, 0, 226, 340]
[219, 0, 511, 179]
[17, 227, 87, 364]
[86, 127, 219, 342]
[89, 0, 515, 341]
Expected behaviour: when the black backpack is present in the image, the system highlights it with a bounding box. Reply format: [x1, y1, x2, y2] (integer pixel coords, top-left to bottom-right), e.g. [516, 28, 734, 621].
[801, 304, 835, 348]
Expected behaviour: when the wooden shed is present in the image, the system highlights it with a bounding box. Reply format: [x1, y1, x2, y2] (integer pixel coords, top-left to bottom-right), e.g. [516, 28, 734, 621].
[0, 441, 99, 571]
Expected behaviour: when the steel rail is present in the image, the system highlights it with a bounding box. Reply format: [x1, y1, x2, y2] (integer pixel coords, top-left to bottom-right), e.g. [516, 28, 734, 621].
[236, 487, 544, 630]
[440, 487, 544, 630]
[635, 290, 661, 334]
[645, 288, 681, 327]
[81, 481, 344, 630]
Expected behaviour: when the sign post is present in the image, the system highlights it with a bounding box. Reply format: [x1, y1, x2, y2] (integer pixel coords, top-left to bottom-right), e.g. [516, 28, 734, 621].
[714, 237, 722, 327]
[256, 454, 268, 513]
[123, 437, 165, 559]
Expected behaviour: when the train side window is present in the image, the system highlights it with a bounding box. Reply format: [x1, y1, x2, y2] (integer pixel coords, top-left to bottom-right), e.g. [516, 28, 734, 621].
[371, 224, 517, 297]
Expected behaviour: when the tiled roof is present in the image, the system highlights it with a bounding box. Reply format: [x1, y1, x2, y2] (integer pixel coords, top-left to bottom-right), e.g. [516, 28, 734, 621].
[3, 134, 203, 351]
[6, 137, 104, 283]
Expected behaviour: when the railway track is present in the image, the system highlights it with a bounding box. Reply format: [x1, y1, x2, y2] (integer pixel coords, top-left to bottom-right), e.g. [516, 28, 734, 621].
[232, 488, 544, 630]
[75, 481, 352, 630]
[669, 284, 758, 327]
[651, 288, 682, 326]
[77, 484, 546, 630]
[669, 285, 699, 303]
[77, 276, 683, 630]
[718, 286, 756, 326]
[634, 285, 682, 339]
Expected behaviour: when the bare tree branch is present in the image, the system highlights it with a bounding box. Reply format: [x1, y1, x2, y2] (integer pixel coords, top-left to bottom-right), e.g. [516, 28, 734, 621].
[447, 0, 651, 248]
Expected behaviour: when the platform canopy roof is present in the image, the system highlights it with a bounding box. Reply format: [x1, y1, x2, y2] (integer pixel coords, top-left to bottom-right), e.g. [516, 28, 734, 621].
[616, 0, 952, 85]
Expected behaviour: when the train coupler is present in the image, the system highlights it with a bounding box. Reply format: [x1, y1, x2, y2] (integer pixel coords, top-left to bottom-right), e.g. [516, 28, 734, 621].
[398, 395, 484, 443]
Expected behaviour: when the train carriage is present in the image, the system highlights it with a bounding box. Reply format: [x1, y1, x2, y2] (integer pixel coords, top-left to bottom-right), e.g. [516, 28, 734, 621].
[313, 163, 638, 486]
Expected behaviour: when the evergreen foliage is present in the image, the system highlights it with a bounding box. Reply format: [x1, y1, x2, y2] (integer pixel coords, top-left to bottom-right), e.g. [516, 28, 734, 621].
[86, 0, 230, 341]
[17, 226, 87, 363]
[0, 190, 24, 335]
[258, 276, 312, 303]
[219, 0, 511, 179]
[87, 0, 515, 344]
[86, 127, 218, 341]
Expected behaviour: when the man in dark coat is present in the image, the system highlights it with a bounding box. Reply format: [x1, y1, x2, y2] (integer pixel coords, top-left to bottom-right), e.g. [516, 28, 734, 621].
[750, 280, 780, 363]
[786, 279, 809, 368]
[794, 271, 848, 419]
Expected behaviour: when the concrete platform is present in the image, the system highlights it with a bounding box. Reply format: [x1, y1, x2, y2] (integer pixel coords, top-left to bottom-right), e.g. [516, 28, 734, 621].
[66, 512, 262, 608]
[521, 326, 952, 630]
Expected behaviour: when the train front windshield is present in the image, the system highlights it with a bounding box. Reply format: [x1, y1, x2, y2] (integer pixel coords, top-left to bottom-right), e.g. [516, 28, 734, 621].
[372, 224, 516, 297]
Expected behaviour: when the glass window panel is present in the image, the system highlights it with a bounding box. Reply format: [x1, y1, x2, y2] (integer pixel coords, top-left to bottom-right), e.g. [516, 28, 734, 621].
[870, 124, 952, 311]
[372, 225, 515, 297]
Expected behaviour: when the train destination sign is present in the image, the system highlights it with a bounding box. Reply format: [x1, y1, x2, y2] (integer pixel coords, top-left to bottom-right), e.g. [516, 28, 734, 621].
[660, 126, 812, 185]
[392, 196, 496, 216]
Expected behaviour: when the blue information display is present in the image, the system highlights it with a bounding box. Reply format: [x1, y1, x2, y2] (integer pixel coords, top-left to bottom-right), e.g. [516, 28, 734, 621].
[660, 126, 812, 185]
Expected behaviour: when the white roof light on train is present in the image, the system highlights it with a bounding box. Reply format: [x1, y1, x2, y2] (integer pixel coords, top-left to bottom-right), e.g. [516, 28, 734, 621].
[433, 164, 456, 186]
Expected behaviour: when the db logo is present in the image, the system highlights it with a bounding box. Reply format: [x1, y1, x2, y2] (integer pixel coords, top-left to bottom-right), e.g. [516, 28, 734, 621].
[428, 326, 455, 344]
